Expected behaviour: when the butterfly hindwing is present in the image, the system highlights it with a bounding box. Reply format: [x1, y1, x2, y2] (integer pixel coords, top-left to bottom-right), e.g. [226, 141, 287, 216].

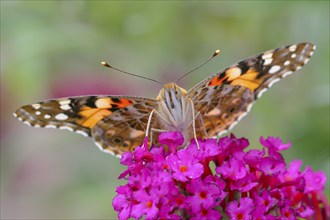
[191, 85, 254, 138]
[91, 98, 157, 156]
[189, 42, 315, 136]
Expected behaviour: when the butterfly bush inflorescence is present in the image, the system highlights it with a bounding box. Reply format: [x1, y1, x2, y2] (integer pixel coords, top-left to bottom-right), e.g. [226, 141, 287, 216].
[113, 132, 329, 220]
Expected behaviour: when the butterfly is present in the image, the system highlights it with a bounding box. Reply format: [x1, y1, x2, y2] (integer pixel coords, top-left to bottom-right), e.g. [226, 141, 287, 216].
[14, 42, 315, 157]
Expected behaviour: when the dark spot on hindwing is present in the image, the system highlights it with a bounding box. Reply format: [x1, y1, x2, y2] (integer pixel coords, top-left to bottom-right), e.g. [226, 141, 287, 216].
[111, 136, 123, 145]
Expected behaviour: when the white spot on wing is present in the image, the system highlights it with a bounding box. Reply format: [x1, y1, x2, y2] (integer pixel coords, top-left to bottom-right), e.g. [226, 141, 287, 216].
[257, 88, 268, 99]
[55, 113, 68, 120]
[262, 52, 273, 66]
[247, 103, 254, 113]
[289, 44, 297, 52]
[282, 71, 293, 78]
[44, 114, 51, 119]
[291, 53, 297, 58]
[228, 121, 238, 131]
[23, 121, 32, 126]
[45, 124, 57, 129]
[35, 111, 41, 115]
[95, 142, 118, 157]
[303, 58, 310, 65]
[269, 65, 281, 74]
[59, 99, 71, 105]
[95, 142, 104, 151]
[268, 78, 280, 88]
[217, 130, 228, 137]
[309, 51, 314, 56]
[32, 103, 41, 110]
[60, 104, 71, 110]
[263, 58, 273, 65]
[76, 130, 89, 137]
[284, 60, 290, 66]
[59, 126, 74, 131]
[262, 52, 273, 59]
[236, 112, 248, 122]
[13, 113, 17, 117]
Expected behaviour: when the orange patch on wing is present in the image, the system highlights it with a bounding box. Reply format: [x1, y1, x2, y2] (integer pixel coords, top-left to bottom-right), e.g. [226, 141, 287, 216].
[78, 108, 112, 128]
[94, 98, 133, 109]
[230, 68, 262, 91]
[209, 76, 226, 86]
[116, 98, 133, 108]
[76, 98, 133, 129]
[209, 67, 243, 86]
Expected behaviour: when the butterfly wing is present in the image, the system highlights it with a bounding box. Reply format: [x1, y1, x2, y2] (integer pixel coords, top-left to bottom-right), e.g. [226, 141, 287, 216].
[92, 98, 158, 156]
[188, 42, 315, 137]
[14, 96, 157, 156]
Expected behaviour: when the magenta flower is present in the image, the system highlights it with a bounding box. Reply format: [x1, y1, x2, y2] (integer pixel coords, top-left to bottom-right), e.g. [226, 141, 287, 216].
[260, 136, 292, 151]
[226, 197, 254, 220]
[186, 175, 225, 213]
[159, 131, 184, 152]
[112, 132, 329, 220]
[167, 149, 204, 182]
[216, 157, 248, 180]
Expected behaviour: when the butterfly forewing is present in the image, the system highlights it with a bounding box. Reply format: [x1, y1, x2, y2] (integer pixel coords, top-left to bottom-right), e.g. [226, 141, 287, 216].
[14, 98, 93, 137]
[14, 96, 157, 156]
[188, 42, 315, 137]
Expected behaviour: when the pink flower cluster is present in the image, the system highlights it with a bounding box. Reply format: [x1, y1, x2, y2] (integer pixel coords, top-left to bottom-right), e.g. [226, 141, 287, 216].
[113, 132, 329, 220]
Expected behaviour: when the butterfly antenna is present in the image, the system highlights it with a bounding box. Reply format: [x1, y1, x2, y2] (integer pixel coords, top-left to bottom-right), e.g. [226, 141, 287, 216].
[175, 49, 220, 83]
[101, 61, 164, 85]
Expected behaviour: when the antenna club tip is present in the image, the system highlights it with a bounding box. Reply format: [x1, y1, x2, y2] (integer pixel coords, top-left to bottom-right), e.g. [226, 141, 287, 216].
[213, 49, 221, 57]
[101, 61, 111, 67]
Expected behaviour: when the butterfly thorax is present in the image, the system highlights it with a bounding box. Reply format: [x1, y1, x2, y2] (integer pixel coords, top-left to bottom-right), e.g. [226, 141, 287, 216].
[156, 83, 194, 140]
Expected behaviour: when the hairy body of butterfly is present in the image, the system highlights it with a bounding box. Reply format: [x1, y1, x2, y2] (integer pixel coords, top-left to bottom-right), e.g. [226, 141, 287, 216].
[14, 42, 316, 157]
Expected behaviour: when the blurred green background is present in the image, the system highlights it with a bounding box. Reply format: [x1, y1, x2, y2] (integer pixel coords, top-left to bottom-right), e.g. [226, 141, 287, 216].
[1, 1, 329, 219]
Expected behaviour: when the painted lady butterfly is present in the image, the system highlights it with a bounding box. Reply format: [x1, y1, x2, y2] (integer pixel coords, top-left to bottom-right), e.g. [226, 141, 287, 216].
[14, 43, 315, 157]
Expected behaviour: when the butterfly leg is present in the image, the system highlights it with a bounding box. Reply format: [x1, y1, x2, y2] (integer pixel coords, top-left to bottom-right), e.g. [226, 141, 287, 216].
[196, 113, 210, 138]
[145, 109, 155, 138]
[143, 109, 156, 150]
[191, 100, 200, 150]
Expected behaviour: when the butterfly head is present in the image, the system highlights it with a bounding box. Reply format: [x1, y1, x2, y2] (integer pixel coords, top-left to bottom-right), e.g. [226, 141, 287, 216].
[157, 83, 187, 102]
